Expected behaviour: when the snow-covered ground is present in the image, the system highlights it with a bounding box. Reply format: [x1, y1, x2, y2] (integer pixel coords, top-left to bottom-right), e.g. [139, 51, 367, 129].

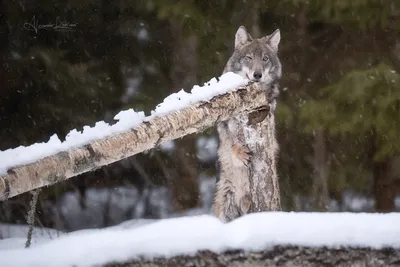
[0, 212, 399, 267]
[0, 224, 64, 250]
[0, 72, 247, 175]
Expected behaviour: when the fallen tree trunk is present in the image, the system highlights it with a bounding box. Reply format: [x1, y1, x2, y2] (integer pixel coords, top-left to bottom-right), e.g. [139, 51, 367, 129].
[104, 246, 400, 267]
[0, 82, 272, 200]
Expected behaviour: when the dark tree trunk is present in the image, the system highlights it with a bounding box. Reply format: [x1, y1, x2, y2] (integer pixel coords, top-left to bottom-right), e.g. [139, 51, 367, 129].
[370, 129, 396, 212]
[373, 160, 396, 212]
[166, 20, 201, 211]
[312, 130, 329, 211]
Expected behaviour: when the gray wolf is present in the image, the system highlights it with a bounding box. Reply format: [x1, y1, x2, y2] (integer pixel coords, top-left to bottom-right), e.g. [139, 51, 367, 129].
[213, 25, 282, 222]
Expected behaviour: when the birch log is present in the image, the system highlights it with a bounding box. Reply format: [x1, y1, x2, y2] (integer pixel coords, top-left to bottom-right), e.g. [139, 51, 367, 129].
[0, 82, 272, 200]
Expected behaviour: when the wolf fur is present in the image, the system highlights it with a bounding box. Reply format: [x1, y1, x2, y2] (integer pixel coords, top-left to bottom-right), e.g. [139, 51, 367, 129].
[213, 26, 282, 222]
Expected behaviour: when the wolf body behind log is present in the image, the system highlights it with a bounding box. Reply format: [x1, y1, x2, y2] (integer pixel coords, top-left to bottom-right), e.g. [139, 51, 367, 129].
[213, 26, 282, 222]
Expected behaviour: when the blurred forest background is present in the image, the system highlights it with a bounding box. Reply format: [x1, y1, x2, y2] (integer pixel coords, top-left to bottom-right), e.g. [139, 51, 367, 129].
[1, 0, 400, 232]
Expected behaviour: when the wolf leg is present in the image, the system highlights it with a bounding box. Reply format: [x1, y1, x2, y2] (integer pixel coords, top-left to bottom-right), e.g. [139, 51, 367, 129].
[215, 120, 251, 222]
[239, 193, 252, 215]
[220, 191, 241, 222]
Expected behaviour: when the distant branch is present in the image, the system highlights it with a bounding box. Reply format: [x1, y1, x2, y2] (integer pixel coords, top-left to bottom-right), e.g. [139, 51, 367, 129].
[25, 188, 41, 248]
[0, 82, 271, 200]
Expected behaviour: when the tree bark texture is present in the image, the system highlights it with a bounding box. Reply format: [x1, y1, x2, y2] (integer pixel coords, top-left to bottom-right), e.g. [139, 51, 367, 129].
[104, 246, 400, 267]
[244, 104, 281, 212]
[0, 82, 273, 200]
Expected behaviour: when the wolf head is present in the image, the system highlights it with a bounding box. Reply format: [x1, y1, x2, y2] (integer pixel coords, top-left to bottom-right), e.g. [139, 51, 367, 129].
[224, 26, 282, 84]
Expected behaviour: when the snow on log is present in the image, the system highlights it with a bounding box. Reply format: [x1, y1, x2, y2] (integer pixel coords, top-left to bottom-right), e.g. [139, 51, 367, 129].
[0, 73, 275, 200]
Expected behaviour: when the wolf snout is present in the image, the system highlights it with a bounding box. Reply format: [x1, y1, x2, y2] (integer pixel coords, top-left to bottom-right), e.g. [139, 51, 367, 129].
[253, 72, 262, 80]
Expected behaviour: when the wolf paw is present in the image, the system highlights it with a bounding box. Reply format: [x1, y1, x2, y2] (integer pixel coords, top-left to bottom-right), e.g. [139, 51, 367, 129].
[232, 143, 251, 166]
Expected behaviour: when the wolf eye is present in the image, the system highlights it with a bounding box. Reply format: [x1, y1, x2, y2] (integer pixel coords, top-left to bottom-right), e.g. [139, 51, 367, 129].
[263, 56, 269, 61]
[244, 56, 253, 60]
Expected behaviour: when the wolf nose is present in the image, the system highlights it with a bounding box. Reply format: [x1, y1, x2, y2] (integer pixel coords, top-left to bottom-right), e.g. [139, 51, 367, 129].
[253, 72, 262, 80]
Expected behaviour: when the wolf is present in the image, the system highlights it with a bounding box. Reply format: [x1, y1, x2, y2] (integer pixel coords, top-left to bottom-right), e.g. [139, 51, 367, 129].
[213, 25, 282, 222]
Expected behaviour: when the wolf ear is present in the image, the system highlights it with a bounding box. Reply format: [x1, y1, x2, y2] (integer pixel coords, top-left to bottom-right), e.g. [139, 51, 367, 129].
[235, 26, 252, 49]
[265, 29, 281, 51]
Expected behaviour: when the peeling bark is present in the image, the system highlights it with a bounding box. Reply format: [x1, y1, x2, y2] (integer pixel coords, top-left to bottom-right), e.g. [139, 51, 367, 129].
[0, 82, 272, 200]
[104, 246, 400, 267]
[245, 104, 281, 212]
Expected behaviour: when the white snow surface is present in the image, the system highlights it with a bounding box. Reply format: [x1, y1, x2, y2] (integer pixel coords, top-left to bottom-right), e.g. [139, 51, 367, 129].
[0, 212, 399, 267]
[0, 224, 64, 250]
[0, 72, 247, 175]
